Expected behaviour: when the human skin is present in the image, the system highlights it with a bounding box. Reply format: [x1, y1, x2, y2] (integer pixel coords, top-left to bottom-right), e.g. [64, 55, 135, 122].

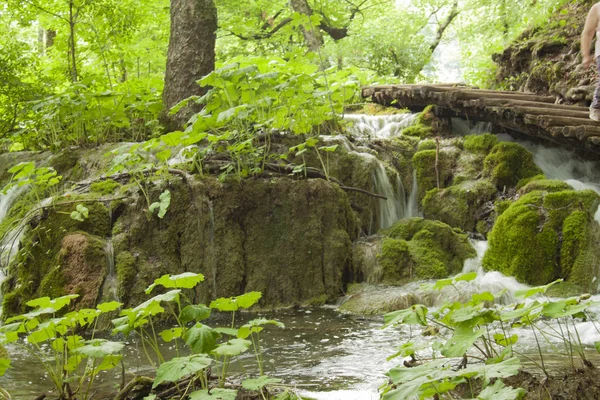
[582, 3, 600, 69]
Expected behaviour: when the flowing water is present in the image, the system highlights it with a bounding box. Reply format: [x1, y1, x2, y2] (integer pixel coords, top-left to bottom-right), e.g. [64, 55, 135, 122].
[100, 239, 120, 303]
[4, 116, 600, 398]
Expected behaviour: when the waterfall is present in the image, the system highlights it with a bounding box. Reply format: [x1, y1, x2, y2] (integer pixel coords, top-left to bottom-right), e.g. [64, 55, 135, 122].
[100, 239, 119, 303]
[349, 152, 406, 231]
[345, 113, 418, 139]
[451, 118, 493, 136]
[406, 170, 419, 218]
[208, 202, 217, 299]
[0, 187, 30, 318]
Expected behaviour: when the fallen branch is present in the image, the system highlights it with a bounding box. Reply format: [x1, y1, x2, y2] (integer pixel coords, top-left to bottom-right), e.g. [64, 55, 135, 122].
[113, 376, 154, 400]
[339, 186, 387, 200]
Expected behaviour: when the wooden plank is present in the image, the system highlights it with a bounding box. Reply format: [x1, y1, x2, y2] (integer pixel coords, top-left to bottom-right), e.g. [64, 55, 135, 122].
[471, 98, 587, 111]
[457, 91, 557, 104]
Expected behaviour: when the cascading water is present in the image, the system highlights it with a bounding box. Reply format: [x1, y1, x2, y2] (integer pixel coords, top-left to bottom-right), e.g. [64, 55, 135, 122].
[406, 170, 420, 218]
[100, 239, 119, 303]
[345, 113, 418, 139]
[207, 202, 217, 298]
[340, 114, 423, 231]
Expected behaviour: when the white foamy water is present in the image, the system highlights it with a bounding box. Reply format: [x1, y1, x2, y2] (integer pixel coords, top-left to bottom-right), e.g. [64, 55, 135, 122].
[350, 152, 406, 231]
[345, 113, 418, 139]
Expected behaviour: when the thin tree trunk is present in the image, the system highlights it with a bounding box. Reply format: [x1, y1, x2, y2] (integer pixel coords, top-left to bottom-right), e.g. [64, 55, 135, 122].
[289, 0, 325, 53]
[429, 1, 459, 53]
[46, 30, 56, 48]
[162, 0, 217, 130]
[68, 0, 78, 82]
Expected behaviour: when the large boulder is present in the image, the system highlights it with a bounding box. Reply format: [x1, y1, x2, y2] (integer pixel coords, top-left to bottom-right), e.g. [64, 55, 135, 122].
[352, 218, 475, 285]
[483, 187, 600, 290]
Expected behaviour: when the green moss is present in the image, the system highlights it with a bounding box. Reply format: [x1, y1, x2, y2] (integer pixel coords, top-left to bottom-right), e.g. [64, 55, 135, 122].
[417, 139, 436, 151]
[495, 199, 513, 217]
[39, 265, 67, 299]
[1, 201, 110, 315]
[516, 174, 545, 190]
[560, 211, 587, 279]
[483, 142, 542, 189]
[422, 180, 497, 231]
[381, 218, 476, 281]
[90, 179, 121, 195]
[403, 125, 432, 139]
[476, 220, 487, 235]
[464, 134, 498, 153]
[304, 294, 328, 306]
[378, 238, 411, 282]
[393, 136, 419, 152]
[412, 149, 456, 199]
[49, 151, 80, 176]
[483, 189, 600, 288]
[519, 179, 573, 195]
[545, 281, 585, 298]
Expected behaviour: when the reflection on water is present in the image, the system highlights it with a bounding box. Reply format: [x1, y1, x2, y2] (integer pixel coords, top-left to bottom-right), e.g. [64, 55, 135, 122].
[0, 308, 399, 399]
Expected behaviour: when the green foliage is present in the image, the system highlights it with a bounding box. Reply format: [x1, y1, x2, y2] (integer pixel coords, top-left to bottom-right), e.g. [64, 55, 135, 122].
[4, 161, 61, 201]
[90, 179, 121, 195]
[70, 204, 89, 222]
[149, 189, 171, 219]
[382, 274, 599, 399]
[0, 295, 123, 400]
[108, 273, 283, 394]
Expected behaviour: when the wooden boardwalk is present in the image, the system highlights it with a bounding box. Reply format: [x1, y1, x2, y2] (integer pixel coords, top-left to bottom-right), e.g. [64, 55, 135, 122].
[362, 84, 600, 154]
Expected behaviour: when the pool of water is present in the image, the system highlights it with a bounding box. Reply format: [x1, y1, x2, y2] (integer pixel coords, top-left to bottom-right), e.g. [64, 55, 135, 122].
[0, 308, 399, 399]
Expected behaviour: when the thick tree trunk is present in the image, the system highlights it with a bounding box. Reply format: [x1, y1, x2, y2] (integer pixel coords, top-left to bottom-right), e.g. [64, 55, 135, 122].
[162, 0, 217, 130]
[289, 0, 325, 53]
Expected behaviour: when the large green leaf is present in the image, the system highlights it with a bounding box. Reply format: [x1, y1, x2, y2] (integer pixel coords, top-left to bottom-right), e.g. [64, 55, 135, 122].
[212, 338, 251, 357]
[180, 304, 211, 323]
[145, 272, 205, 294]
[152, 355, 213, 388]
[209, 292, 262, 311]
[185, 324, 221, 354]
[514, 280, 562, 299]
[384, 305, 428, 327]
[189, 388, 238, 400]
[441, 325, 485, 358]
[469, 380, 526, 400]
[74, 339, 124, 358]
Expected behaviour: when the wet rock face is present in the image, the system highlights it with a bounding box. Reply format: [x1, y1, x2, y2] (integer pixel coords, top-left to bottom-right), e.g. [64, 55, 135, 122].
[4, 177, 359, 312]
[113, 177, 358, 309]
[493, 1, 596, 103]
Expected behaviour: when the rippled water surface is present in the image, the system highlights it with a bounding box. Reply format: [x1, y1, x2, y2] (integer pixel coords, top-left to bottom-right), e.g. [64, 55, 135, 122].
[0, 308, 401, 399]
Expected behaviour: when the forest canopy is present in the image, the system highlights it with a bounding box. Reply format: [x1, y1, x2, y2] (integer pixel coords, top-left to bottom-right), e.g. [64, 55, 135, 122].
[0, 0, 568, 150]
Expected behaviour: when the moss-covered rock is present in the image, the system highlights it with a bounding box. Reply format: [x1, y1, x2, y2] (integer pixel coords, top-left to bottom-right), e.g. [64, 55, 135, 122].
[361, 218, 476, 283]
[412, 147, 458, 200]
[463, 134, 499, 154]
[483, 142, 542, 189]
[417, 139, 436, 151]
[90, 179, 121, 195]
[518, 179, 573, 195]
[422, 179, 497, 232]
[2, 200, 111, 314]
[483, 189, 600, 290]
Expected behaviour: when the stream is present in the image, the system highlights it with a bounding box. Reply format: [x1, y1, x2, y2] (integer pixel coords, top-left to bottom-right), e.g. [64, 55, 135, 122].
[2, 114, 600, 399]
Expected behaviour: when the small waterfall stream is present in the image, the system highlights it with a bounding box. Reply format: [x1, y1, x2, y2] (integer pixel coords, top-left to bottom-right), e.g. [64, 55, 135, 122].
[100, 239, 119, 303]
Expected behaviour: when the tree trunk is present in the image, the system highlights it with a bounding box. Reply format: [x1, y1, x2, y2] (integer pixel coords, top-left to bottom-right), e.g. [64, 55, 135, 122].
[289, 0, 324, 53]
[162, 0, 217, 130]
